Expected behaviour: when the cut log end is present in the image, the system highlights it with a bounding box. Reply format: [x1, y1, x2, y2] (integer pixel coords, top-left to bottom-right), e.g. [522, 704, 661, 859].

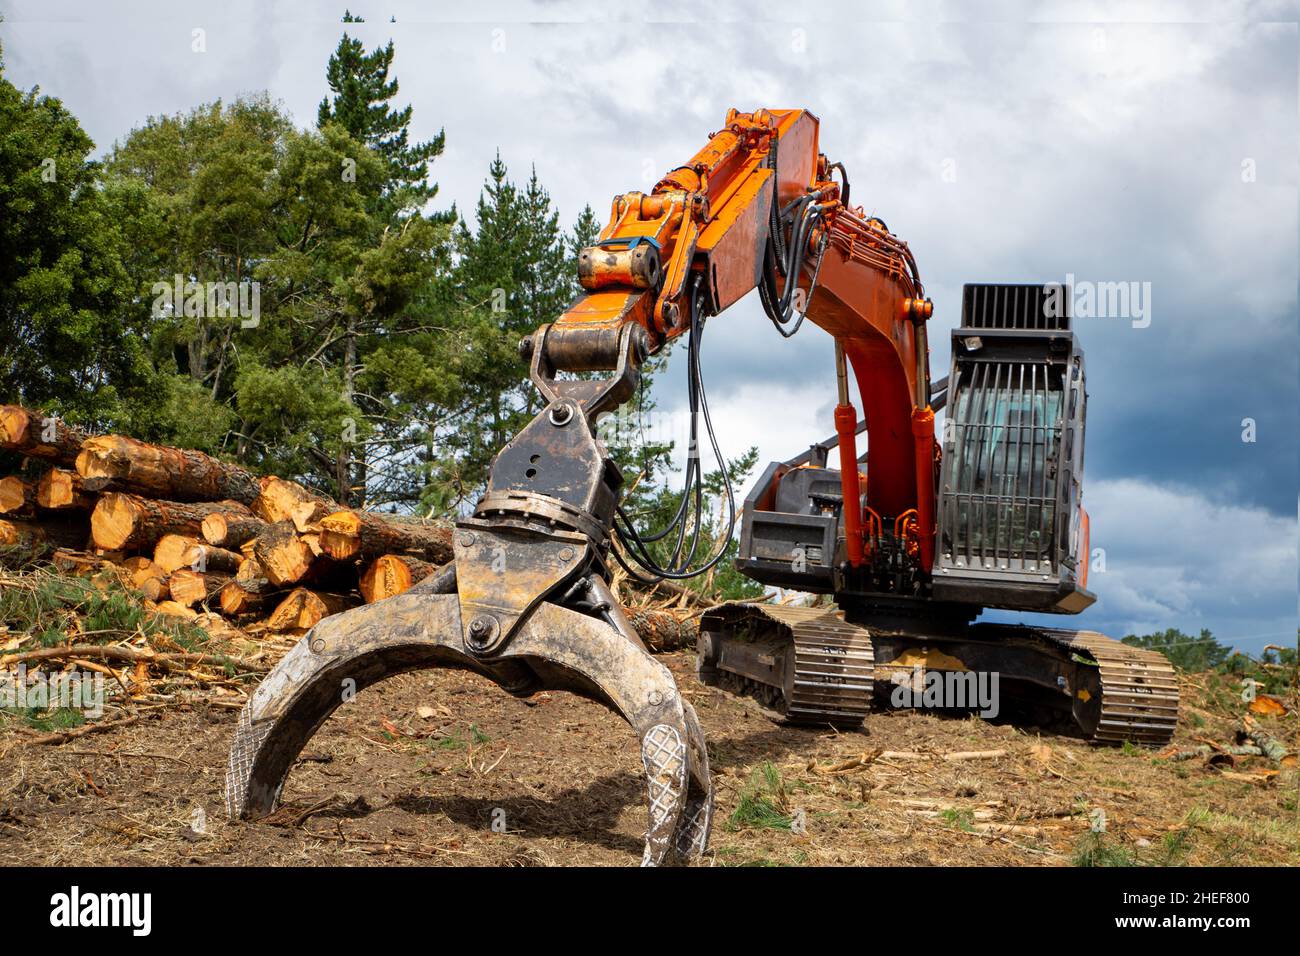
[266, 588, 348, 634]
[359, 554, 435, 603]
[0, 475, 32, 514]
[36, 468, 92, 509]
[252, 522, 316, 587]
[154, 534, 201, 574]
[89, 493, 142, 551]
[167, 569, 221, 608]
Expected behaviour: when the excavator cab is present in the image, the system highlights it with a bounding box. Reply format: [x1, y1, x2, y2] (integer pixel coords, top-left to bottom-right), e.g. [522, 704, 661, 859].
[734, 282, 1093, 614]
[930, 283, 1094, 613]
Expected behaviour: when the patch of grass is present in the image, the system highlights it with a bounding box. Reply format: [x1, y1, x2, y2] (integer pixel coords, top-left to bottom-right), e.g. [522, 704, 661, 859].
[0, 567, 211, 651]
[1154, 826, 1195, 866]
[470, 724, 491, 744]
[726, 761, 793, 831]
[714, 845, 807, 867]
[940, 807, 976, 832]
[1121, 740, 1142, 757]
[1184, 806, 1300, 854]
[433, 732, 466, 751]
[3, 706, 87, 732]
[1072, 830, 1136, 867]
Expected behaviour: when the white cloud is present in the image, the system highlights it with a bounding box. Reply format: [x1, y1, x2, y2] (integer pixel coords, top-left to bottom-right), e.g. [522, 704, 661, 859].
[1078, 478, 1297, 647]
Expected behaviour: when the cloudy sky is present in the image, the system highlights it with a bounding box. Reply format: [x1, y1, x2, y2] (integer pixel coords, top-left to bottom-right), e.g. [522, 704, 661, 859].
[2, 0, 1296, 653]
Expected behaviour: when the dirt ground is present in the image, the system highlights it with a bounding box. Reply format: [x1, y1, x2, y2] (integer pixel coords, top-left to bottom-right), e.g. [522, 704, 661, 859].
[2, 650, 1297, 867]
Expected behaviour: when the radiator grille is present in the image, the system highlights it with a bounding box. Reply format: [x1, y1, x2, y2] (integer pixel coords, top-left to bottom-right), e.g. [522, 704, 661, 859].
[961, 283, 1070, 331]
[941, 360, 1064, 573]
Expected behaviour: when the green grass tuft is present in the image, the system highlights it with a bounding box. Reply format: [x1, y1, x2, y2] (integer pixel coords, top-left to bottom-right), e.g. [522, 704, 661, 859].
[1072, 830, 1137, 867]
[726, 761, 793, 832]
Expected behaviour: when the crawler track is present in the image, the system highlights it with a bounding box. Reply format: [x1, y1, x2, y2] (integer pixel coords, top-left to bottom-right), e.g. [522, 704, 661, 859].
[1036, 628, 1180, 745]
[700, 604, 1178, 745]
[699, 604, 874, 726]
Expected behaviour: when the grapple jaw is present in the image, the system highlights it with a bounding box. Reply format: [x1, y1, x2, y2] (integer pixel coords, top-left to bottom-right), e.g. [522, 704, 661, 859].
[228, 322, 713, 864]
[225, 586, 713, 865]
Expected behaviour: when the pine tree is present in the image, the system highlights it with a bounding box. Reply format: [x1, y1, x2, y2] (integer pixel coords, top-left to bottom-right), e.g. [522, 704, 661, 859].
[430, 155, 585, 507]
[312, 25, 454, 504]
[518, 167, 571, 350]
[566, 203, 601, 295]
[317, 29, 445, 217]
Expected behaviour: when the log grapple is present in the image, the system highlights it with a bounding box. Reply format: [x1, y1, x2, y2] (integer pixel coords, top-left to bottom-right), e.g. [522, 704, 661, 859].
[226, 323, 713, 865]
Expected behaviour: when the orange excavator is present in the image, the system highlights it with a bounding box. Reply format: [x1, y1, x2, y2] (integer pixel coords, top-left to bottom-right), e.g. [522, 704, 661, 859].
[225, 109, 1178, 865]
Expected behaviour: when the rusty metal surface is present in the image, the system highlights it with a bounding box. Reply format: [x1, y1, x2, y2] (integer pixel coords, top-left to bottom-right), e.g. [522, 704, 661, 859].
[225, 593, 712, 866]
[451, 524, 587, 654]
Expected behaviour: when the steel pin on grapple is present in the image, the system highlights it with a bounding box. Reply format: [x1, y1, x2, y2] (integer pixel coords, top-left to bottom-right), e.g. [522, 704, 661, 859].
[225, 324, 714, 865]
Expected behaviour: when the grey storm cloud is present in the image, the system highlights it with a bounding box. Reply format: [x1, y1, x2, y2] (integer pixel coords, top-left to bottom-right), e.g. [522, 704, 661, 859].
[1, 0, 1295, 652]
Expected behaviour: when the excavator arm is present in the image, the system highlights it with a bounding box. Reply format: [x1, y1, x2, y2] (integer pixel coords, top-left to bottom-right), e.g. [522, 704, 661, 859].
[541, 108, 939, 573]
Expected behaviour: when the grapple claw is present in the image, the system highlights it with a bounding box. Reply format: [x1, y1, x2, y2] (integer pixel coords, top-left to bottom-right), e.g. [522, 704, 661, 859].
[225, 592, 713, 866]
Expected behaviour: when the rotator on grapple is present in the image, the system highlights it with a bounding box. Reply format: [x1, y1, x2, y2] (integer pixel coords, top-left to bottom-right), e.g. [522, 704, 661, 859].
[226, 108, 1177, 866]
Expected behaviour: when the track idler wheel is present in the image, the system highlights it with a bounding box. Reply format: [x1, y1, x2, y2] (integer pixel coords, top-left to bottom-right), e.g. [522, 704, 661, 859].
[224, 585, 712, 865]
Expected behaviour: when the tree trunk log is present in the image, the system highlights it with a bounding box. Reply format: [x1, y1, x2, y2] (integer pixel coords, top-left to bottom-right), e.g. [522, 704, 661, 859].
[623, 607, 699, 652]
[76, 434, 260, 503]
[185, 542, 243, 575]
[1, 518, 37, 549]
[0, 406, 87, 465]
[0, 476, 33, 515]
[50, 548, 111, 576]
[318, 509, 453, 564]
[219, 581, 278, 617]
[167, 569, 229, 608]
[0, 516, 88, 552]
[235, 555, 274, 594]
[153, 534, 202, 573]
[358, 554, 437, 603]
[120, 555, 165, 588]
[90, 493, 250, 552]
[201, 511, 269, 549]
[265, 588, 350, 633]
[252, 476, 335, 531]
[251, 521, 318, 587]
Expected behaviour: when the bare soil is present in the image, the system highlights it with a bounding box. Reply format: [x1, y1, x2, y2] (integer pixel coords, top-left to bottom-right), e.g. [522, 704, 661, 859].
[2, 652, 1297, 867]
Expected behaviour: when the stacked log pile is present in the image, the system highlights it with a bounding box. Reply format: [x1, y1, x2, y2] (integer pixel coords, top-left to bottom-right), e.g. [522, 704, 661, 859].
[0, 405, 700, 648]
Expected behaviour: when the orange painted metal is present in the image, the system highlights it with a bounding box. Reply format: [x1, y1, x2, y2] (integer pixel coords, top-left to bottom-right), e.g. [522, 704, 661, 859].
[834, 403, 865, 568]
[559, 108, 941, 574]
[910, 407, 937, 572]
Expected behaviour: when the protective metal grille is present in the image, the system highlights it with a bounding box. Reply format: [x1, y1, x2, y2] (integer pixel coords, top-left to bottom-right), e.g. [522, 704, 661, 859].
[942, 360, 1064, 573]
[962, 283, 1070, 331]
